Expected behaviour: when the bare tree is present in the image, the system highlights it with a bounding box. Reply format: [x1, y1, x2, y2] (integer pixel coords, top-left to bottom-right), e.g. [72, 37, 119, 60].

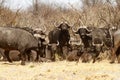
[116, 0, 120, 9]
[33, 0, 38, 15]
[82, 0, 103, 7]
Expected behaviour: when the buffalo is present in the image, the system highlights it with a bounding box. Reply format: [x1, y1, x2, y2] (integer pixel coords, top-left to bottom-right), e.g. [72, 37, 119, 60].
[33, 27, 47, 61]
[99, 27, 113, 50]
[88, 28, 105, 63]
[21, 26, 47, 62]
[0, 26, 47, 62]
[0, 27, 40, 65]
[72, 26, 92, 50]
[110, 29, 120, 63]
[72, 26, 113, 63]
[86, 26, 116, 63]
[48, 22, 71, 60]
[15, 26, 34, 35]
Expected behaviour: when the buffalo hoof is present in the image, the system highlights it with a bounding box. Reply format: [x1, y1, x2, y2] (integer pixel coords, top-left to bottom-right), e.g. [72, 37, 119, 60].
[21, 61, 25, 65]
[110, 61, 114, 64]
[7, 59, 13, 63]
[92, 61, 95, 63]
[9, 60, 13, 63]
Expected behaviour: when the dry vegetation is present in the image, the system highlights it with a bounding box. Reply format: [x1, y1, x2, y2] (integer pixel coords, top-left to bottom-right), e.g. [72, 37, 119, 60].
[0, 0, 120, 80]
[1, 0, 120, 32]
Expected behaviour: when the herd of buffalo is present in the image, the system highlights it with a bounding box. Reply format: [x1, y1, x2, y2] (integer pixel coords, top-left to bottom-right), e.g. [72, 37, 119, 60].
[0, 22, 120, 65]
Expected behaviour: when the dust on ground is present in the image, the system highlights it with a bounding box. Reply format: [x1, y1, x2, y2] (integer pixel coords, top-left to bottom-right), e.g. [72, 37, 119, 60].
[0, 60, 120, 80]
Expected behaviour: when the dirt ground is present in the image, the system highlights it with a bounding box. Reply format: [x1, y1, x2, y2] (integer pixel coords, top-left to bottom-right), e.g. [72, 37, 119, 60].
[0, 60, 120, 80]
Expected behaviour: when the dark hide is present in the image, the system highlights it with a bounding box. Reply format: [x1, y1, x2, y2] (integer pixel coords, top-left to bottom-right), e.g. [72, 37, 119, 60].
[0, 27, 39, 65]
[99, 27, 113, 50]
[15, 27, 34, 35]
[48, 22, 71, 60]
[110, 29, 120, 63]
[75, 28, 92, 49]
[35, 38, 47, 61]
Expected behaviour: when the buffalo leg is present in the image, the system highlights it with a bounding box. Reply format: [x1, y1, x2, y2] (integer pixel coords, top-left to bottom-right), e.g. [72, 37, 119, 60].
[58, 46, 64, 60]
[51, 50, 55, 61]
[35, 48, 44, 62]
[26, 50, 31, 61]
[35, 54, 39, 61]
[116, 47, 120, 63]
[82, 52, 89, 63]
[110, 48, 116, 63]
[62, 46, 69, 59]
[4, 50, 12, 63]
[35, 51, 39, 61]
[46, 46, 52, 59]
[20, 50, 26, 65]
[117, 55, 120, 63]
[92, 52, 100, 63]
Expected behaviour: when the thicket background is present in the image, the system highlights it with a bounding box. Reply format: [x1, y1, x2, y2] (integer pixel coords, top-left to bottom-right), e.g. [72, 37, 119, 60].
[0, 0, 120, 34]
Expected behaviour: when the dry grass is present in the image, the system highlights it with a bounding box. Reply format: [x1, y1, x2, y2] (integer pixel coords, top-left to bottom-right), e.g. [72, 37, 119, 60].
[0, 61, 120, 80]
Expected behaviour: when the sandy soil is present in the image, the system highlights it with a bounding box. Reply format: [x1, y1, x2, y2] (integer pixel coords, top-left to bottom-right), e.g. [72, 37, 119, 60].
[0, 60, 120, 80]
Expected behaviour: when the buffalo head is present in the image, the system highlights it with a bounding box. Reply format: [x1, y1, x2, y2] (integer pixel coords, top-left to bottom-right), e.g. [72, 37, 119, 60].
[72, 26, 92, 48]
[57, 22, 70, 32]
[55, 22, 71, 45]
[99, 27, 113, 49]
[92, 38, 103, 52]
[72, 26, 91, 38]
[33, 26, 46, 39]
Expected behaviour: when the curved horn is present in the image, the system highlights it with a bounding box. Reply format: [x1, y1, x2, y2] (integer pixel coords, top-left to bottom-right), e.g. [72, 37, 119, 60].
[92, 40, 104, 46]
[57, 41, 59, 46]
[92, 41, 95, 46]
[100, 41, 104, 46]
[54, 21, 59, 27]
[54, 22, 57, 27]
[58, 21, 64, 27]
[0, 56, 3, 60]
[60, 21, 64, 24]
[65, 21, 69, 24]
[69, 40, 71, 44]
[82, 26, 92, 32]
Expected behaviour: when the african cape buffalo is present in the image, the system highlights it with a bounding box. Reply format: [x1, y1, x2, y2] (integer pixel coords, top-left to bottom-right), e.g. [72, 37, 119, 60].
[73, 26, 92, 51]
[33, 27, 47, 61]
[73, 26, 112, 63]
[0, 27, 40, 65]
[15, 27, 34, 35]
[110, 29, 120, 63]
[48, 22, 71, 60]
